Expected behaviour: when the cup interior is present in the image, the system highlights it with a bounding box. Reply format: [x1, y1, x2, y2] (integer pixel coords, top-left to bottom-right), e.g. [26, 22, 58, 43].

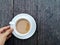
[14, 18, 31, 36]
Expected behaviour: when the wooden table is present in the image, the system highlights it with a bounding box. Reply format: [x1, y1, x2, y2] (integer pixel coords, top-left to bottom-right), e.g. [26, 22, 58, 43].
[0, 0, 60, 45]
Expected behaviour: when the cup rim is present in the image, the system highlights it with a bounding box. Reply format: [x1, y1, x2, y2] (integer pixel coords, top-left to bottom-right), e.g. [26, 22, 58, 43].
[9, 14, 33, 36]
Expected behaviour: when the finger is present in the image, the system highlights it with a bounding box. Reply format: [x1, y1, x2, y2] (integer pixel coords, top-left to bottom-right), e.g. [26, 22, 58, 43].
[7, 35, 12, 40]
[3, 28, 13, 37]
[0, 26, 10, 33]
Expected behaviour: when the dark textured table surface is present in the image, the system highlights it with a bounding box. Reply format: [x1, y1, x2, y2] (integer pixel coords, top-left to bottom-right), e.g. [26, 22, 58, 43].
[0, 0, 60, 45]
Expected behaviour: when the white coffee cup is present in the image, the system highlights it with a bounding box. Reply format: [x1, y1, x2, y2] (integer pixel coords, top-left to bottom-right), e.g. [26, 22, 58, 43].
[9, 13, 36, 39]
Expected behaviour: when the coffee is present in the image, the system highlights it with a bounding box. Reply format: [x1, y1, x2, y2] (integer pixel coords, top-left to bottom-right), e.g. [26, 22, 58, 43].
[16, 19, 30, 34]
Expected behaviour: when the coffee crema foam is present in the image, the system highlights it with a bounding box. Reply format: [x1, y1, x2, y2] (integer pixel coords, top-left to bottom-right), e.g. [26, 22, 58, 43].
[16, 19, 30, 34]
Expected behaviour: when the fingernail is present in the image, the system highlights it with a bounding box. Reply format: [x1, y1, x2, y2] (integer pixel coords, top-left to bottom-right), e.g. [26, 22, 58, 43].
[11, 28, 13, 31]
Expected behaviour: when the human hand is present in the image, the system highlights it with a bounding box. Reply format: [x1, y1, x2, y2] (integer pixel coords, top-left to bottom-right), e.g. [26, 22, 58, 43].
[0, 26, 13, 45]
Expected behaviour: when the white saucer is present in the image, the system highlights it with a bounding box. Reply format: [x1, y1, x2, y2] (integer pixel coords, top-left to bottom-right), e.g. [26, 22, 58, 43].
[9, 13, 36, 39]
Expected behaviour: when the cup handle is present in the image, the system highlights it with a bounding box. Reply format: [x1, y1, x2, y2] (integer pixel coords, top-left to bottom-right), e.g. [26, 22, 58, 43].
[9, 21, 14, 25]
[9, 21, 14, 29]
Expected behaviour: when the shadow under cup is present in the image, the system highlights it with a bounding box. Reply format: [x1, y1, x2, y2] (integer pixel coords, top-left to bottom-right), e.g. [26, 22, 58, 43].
[16, 19, 31, 35]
